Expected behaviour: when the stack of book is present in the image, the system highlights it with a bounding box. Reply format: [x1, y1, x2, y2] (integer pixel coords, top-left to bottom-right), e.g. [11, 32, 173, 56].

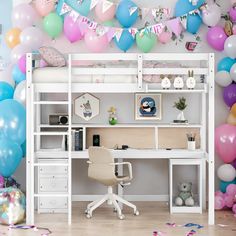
[62, 129, 83, 151]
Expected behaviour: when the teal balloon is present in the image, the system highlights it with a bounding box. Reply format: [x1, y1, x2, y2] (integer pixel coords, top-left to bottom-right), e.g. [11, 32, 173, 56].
[21, 140, 26, 158]
[12, 65, 26, 83]
[114, 29, 134, 52]
[220, 179, 236, 193]
[0, 139, 23, 177]
[0, 82, 14, 101]
[0, 99, 26, 145]
[187, 14, 202, 34]
[116, 0, 138, 28]
[175, 0, 205, 16]
[218, 58, 236, 72]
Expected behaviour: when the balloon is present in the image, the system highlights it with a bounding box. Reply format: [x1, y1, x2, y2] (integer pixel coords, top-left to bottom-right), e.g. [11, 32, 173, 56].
[0, 139, 23, 177]
[232, 159, 236, 169]
[0, 82, 14, 101]
[14, 80, 26, 107]
[136, 32, 156, 53]
[34, 0, 55, 16]
[215, 71, 232, 87]
[20, 26, 44, 51]
[21, 140, 26, 158]
[0, 65, 15, 87]
[64, 15, 83, 43]
[227, 112, 236, 125]
[12, 4, 37, 30]
[223, 84, 236, 107]
[227, 184, 236, 196]
[0, 100, 26, 145]
[84, 30, 109, 52]
[202, 4, 221, 27]
[217, 57, 236, 72]
[95, 1, 116, 22]
[220, 179, 236, 193]
[103, 21, 115, 27]
[186, 14, 202, 34]
[217, 164, 236, 182]
[215, 195, 225, 210]
[18, 55, 26, 74]
[43, 12, 63, 38]
[116, 0, 138, 28]
[12, 65, 26, 84]
[230, 63, 236, 82]
[114, 29, 134, 52]
[207, 26, 227, 51]
[215, 124, 236, 163]
[158, 31, 172, 44]
[174, 0, 205, 16]
[230, 7, 236, 22]
[11, 44, 29, 64]
[5, 28, 21, 49]
[224, 35, 236, 59]
[40, 59, 48, 68]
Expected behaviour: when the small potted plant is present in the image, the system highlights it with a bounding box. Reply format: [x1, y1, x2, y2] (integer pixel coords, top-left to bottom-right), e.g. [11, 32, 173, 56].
[108, 106, 118, 125]
[173, 97, 188, 123]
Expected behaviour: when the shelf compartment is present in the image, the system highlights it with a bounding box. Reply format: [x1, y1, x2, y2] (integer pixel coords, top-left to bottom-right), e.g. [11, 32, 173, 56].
[34, 101, 69, 105]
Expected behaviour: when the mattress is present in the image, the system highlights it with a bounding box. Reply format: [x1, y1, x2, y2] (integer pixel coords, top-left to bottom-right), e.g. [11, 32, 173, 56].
[33, 67, 137, 83]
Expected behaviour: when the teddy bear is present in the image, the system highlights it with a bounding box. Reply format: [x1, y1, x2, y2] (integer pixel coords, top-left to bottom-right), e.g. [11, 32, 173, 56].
[175, 182, 195, 206]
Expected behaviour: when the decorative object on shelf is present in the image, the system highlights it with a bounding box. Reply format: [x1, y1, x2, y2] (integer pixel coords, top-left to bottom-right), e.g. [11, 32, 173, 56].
[108, 106, 118, 125]
[74, 129, 83, 151]
[173, 97, 188, 123]
[186, 70, 196, 89]
[49, 114, 69, 125]
[74, 93, 100, 121]
[173, 76, 184, 89]
[0, 187, 26, 225]
[186, 132, 196, 150]
[175, 182, 195, 206]
[161, 75, 171, 89]
[135, 93, 162, 120]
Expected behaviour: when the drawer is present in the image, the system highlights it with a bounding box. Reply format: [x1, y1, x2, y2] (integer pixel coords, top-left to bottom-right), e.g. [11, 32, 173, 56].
[39, 197, 68, 210]
[39, 177, 68, 192]
[38, 160, 68, 175]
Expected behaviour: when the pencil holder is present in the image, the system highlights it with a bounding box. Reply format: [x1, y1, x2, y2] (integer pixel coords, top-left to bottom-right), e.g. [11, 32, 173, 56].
[187, 141, 196, 150]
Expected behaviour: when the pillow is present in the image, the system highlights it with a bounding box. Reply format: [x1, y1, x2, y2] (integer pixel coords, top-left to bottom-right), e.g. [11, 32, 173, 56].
[38, 47, 66, 67]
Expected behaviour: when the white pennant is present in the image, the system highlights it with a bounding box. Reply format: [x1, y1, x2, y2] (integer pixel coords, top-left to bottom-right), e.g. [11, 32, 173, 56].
[129, 6, 138, 16]
[141, 8, 150, 18]
[70, 10, 80, 22]
[115, 28, 123, 41]
[180, 15, 187, 29]
[149, 23, 165, 35]
[90, 0, 99, 10]
[128, 28, 138, 38]
[60, 2, 72, 15]
[102, 0, 114, 13]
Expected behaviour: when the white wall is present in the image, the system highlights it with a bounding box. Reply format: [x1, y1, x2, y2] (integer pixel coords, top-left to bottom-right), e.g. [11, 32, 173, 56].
[11, 0, 229, 196]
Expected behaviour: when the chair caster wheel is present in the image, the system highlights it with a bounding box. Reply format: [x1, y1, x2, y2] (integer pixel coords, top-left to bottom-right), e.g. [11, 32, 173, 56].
[85, 209, 89, 214]
[118, 214, 125, 220]
[113, 208, 117, 213]
[134, 210, 139, 216]
[86, 213, 92, 219]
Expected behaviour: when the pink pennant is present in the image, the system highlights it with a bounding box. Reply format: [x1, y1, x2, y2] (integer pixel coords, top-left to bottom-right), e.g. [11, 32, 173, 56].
[166, 18, 183, 36]
[106, 28, 116, 42]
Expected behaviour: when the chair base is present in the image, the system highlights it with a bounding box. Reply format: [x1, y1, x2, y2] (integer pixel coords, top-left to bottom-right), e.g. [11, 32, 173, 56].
[85, 186, 139, 219]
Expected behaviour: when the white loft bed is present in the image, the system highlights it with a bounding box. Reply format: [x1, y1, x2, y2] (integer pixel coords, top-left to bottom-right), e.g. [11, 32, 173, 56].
[26, 53, 215, 225]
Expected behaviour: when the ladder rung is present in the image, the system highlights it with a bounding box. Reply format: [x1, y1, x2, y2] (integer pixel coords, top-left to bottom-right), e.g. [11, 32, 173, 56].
[34, 132, 69, 136]
[33, 163, 69, 167]
[33, 101, 69, 105]
[34, 194, 69, 198]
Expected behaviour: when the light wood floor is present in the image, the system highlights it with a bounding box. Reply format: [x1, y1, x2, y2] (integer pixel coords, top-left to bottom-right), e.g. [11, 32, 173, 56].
[0, 202, 235, 236]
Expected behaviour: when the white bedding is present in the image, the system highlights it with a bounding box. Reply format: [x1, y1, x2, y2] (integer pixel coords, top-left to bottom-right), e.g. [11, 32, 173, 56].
[33, 67, 137, 83]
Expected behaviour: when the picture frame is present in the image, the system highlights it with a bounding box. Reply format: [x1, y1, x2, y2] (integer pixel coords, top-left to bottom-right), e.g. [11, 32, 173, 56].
[135, 93, 162, 120]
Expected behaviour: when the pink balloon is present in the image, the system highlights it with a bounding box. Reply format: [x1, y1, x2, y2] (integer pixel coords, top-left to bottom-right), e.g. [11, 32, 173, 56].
[232, 204, 236, 215]
[158, 31, 172, 44]
[12, 4, 37, 30]
[64, 15, 83, 43]
[226, 184, 236, 195]
[230, 7, 236, 22]
[224, 194, 234, 208]
[95, 1, 116, 22]
[207, 26, 227, 51]
[34, 0, 55, 16]
[215, 190, 224, 197]
[215, 124, 236, 163]
[233, 25, 236, 35]
[215, 195, 225, 210]
[18, 55, 26, 74]
[11, 44, 30, 64]
[84, 30, 109, 53]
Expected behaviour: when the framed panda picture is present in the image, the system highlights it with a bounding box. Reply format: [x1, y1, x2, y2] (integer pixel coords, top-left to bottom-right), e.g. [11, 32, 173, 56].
[135, 93, 162, 120]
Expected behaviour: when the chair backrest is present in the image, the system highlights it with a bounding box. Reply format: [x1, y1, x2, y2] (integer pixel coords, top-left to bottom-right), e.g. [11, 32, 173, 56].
[88, 147, 117, 186]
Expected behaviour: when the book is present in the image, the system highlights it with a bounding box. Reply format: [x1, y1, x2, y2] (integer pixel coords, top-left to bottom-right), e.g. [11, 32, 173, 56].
[75, 129, 83, 151]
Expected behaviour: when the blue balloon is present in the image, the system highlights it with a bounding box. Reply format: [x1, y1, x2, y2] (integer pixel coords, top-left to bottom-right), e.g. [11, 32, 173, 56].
[21, 140, 26, 158]
[12, 65, 26, 83]
[175, 0, 205, 16]
[186, 14, 202, 34]
[116, 0, 138, 28]
[0, 82, 14, 101]
[220, 179, 236, 193]
[114, 29, 134, 52]
[0, 139, 23, 177]
[218, 58, 236, 72]
[0, 99, 26, 145]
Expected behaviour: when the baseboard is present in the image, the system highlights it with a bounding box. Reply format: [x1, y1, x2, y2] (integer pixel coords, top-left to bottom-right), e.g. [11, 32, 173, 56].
[72, 194, 169, 202]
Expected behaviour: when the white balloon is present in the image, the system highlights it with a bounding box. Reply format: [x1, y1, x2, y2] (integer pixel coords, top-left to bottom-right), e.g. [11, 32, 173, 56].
[14, 80, 26, 107]
[217, 164, 236, 182]
[202, 4, 221, 27]
[11, 44, 29, 64]
[0, 65, 15, 87]
[224, 35, 236, 59]
[230, 63, 236, 82]
[215, 71, 232, 87]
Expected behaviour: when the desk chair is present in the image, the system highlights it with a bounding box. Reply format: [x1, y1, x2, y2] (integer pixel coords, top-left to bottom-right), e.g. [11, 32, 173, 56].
[85, 146, 139, 219]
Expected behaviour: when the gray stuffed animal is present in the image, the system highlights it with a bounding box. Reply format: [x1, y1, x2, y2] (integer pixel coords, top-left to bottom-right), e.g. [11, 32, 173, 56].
[175, 182, 194, 206]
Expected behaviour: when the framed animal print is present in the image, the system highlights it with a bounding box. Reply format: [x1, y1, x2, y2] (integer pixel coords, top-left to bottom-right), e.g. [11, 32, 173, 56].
[135, 93, 162, 120]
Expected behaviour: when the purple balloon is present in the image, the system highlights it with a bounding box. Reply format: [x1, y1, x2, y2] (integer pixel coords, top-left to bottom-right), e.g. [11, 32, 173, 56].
[223, 83, 236, 107]
[231, 159, 236, 169]
[18, 55, 26, 74]
[64, 15, 83, 43]
[207, 26, 227, 51]
[230, 7, 236, 23]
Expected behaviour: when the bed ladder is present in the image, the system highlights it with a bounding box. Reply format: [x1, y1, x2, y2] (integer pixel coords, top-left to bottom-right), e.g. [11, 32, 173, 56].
[27, 54, 72, 225]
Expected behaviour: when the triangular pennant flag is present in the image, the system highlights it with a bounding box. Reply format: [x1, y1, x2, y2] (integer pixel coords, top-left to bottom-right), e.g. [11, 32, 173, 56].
[102, 0, 114, 13]
[106, 27, 116, 42]
[128, 28, 138, 38]
[166, 18, 182, 36]
[69, 10, 80, 22]
[115, 28, 123, 41]
[141, 8, 150, 19]
[96, 25, 106, 36]
[90, 0, 99, 10]
[149, 23, 165, 36]
[87, 20, 98, 30]
[60, 2, 72, 15]
[189, 0, 199, 6]
[129, 6, 138, 16]
[180, 15, 187, 30]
